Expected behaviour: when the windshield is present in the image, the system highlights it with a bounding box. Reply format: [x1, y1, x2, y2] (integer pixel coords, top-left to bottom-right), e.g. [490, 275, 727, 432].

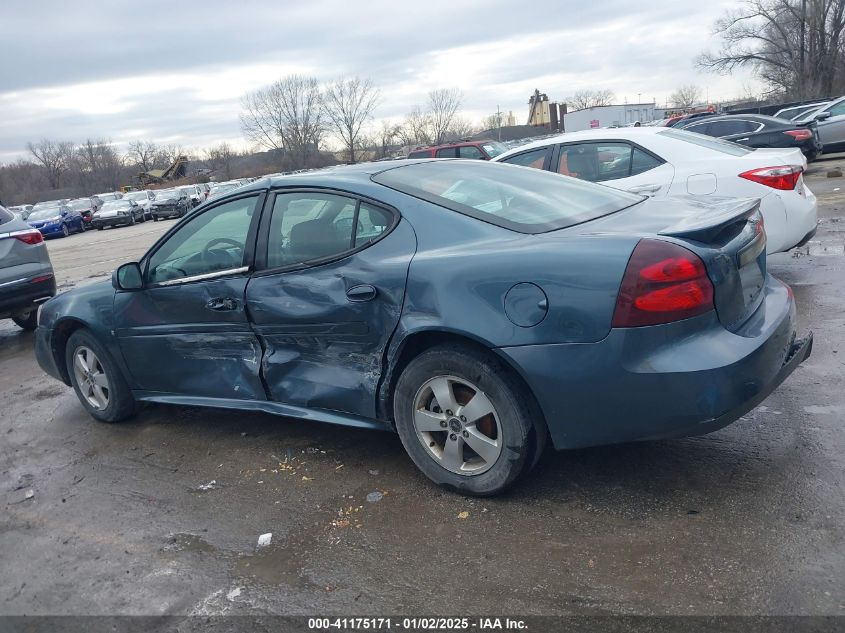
[372, 160, 642, 233]
[481, 142, 507, 158]
[68, 199, 92, 210]
[125, 191, 148, 200]
[658, 128, 753, 156]
[156, 190, 179, 200]
[32, 200, 61, 210]
[102, 201, 131, 210]
[28, 207, 62, 220]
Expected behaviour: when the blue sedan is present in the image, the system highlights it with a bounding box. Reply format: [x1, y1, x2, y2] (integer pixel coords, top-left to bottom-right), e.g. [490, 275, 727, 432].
[26, 205, 85, 238]
[34, 160, 812, 495]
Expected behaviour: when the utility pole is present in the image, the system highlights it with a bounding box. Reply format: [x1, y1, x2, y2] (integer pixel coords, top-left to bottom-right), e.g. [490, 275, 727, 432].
[495, 104, 503, 142]
[799, 0, 806, 100]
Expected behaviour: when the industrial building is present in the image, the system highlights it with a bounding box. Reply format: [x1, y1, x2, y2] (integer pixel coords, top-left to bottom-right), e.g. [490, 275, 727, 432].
[562, 103, 662, 131]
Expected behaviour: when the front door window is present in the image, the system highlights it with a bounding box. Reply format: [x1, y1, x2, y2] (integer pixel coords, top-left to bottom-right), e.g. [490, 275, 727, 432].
[147, 195, 258, 284]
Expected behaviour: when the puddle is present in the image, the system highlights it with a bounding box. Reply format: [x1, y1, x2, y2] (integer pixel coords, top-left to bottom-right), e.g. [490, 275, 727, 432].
[163, 532, 216, 554]
[802, 240, 844, 257]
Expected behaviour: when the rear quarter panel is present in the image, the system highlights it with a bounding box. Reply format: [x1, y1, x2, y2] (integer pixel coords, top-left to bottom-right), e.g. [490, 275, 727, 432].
[394, 197, 639, 348]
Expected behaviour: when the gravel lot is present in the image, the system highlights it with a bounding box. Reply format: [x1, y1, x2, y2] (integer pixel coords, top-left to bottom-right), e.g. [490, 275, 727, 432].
[1, 161, 844, 616]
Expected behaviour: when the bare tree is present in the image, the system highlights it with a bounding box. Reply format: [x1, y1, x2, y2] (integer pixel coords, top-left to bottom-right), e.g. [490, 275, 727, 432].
[442, 116, 478, 142]
[322, 76, 380, 164]
[154, 144, 188, 169]
[27, 139, 74, 189]
[204, 142, 236, 179]
[126, 140, 160, 172]
[402, 107, 433, 147]
[669, 84, 703, 109]
[698, 0, 845, 99]
[565, 89, 616, 110]
[74, 139, 124, 191]
[428, 88, 463, 145]
[240, 75, 325, 168]
[377, 119, 401, 158]
[479, 114, 501, 132]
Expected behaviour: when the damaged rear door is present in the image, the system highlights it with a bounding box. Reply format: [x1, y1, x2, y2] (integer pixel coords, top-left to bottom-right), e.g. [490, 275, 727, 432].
[246, 189, 415, 419]
[113, 193, 266, 400]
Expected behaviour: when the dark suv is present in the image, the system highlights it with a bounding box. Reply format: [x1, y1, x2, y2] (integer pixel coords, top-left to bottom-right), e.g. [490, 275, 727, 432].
[407, 140, 507, 160]
[0, 205, 56, 330]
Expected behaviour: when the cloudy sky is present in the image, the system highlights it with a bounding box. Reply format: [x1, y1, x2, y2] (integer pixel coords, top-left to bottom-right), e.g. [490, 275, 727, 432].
[0, 0, 756, 162]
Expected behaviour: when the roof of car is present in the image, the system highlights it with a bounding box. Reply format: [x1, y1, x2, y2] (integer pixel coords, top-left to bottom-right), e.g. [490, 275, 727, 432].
[493, 128, 668, 159]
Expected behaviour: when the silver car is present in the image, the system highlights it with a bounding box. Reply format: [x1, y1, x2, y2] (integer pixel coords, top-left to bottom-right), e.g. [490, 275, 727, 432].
[798, 95, 845, 153]
[0, 205, 56, 330]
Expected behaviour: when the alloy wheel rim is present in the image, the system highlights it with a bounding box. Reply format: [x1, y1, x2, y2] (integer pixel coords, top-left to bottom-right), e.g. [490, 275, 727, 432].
[72, 346, 110, 410]
[412, 375, 502, 475]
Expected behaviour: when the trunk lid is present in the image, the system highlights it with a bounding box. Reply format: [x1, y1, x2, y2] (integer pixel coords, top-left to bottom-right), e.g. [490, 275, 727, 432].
[578, 196, 766, 332]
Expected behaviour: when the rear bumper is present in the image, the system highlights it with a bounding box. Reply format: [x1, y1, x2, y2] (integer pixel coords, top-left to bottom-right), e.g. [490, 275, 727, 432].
[498, 275, 808, 450]
[151, 206, 183, 218]
[92, 216, 132, 228]
[0, 274, 56, 319]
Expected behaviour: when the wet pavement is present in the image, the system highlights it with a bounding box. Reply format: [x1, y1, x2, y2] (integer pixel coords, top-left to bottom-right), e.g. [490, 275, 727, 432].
[1, 163, 844, 616]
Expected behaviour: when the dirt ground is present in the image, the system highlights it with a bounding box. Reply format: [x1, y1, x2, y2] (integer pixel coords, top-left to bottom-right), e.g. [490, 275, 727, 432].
[1, 161, 844, 616]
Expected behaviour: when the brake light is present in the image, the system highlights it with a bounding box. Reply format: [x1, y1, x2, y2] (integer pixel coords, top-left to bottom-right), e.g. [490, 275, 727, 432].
[739, 165, 802, 190]
[30, 273, 54, 284]
[612, 239, 714, 328]
[783, 129, 812, 141]
[13, 230, 44, 245]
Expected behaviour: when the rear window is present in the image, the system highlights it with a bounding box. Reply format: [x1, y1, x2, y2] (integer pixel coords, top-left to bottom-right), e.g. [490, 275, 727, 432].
[372, 160, 643, 234]
[0, 206, 12, 226]
[659, 128, 753, 156]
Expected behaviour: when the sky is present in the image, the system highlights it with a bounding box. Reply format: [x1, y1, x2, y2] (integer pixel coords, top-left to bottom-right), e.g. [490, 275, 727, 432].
[0, 0, 758, 163]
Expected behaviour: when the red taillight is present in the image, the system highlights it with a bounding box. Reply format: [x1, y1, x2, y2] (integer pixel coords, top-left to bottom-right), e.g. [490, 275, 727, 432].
[612, 239, 715, 328]
[783, 129, 812, 141]
[30, 273, 54, 284]
[13, 230, 44, 245]
[739, 165, 802, 190]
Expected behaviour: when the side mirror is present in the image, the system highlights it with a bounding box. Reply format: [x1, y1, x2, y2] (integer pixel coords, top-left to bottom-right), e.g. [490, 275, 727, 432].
[113, 262, 143, 291]
[61, 209, 68, 216]
[815, 111, 832, 121]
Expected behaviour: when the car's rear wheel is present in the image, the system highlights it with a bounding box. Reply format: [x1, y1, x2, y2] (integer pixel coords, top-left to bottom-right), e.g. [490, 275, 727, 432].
[12, 309, 38, 331]
[66, 330, 135, 423]
[393, 344, 537, 496]
[129, 215, 136, 226]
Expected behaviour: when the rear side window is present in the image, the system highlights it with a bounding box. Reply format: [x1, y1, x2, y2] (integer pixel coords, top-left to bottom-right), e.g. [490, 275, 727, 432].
[372, 160, 642, 234]
[499, 147, 548, 170]
[631, 148, 663, 176]
[659, 128, 753, 156]
[707, 120, 759, 136]
[0, 206, 12, 226]
[459, 145, 485, 159]
[435, 147, 458, 158]
[408, 150, 431, 159]
[267, 193, 394, 268]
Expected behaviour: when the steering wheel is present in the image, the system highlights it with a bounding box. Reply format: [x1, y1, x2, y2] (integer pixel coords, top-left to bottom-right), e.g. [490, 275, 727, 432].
[201, 237, 244, 266]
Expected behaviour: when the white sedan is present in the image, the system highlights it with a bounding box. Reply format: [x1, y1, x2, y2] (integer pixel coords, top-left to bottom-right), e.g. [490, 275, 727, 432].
[493, 127, 817, 254]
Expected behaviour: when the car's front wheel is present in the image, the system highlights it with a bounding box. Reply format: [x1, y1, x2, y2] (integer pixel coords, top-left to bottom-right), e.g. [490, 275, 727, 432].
[393, 344, 540, 496]
[61, 223, 69, 237]
[66, 330, 135, 422]
[12, 309, 38, 331]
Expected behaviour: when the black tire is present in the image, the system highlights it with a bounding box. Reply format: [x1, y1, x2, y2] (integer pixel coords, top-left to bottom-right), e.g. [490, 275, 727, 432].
[129, 214, 136, 226]
[65, 329, 135, 423]
[97, 226, 104, 231]
[805, 151, 818, 162]
[152, 216, 158, 222]
[393, 344, 540, 496]
[12, 309, 38, 331]
[61, 223, 69, 237]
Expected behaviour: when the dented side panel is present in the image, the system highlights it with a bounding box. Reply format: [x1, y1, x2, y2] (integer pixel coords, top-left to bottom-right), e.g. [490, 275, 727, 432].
[113, 277, 265, 399]
[245, 220, 416, 419]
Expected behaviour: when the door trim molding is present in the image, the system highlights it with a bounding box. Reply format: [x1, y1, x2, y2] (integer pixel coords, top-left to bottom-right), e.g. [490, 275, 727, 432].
[151, 266, 249, 287]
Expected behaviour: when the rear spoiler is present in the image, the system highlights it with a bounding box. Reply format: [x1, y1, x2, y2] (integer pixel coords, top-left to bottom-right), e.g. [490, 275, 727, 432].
[658, 197, 760, 243]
